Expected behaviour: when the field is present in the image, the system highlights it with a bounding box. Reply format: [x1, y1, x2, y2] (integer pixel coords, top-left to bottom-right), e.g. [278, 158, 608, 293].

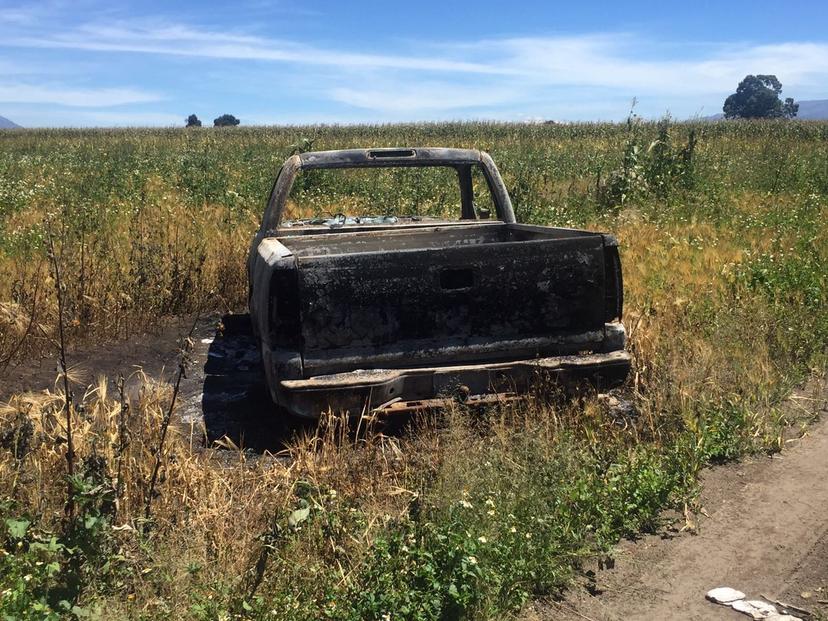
[1, 119, 827, 620]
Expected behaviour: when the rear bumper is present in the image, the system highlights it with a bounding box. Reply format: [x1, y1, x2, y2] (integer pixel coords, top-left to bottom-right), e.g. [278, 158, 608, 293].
[277, 350, 631, 419]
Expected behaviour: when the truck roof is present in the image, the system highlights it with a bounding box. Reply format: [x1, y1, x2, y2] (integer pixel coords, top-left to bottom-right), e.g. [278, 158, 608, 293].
[298, 147, 483, 169]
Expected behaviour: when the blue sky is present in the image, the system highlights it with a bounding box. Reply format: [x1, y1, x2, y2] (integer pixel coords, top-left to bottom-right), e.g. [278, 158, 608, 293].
[1, 0, 826, 126]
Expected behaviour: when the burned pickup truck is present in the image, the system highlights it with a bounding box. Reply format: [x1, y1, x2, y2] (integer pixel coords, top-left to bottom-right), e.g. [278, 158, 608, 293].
[248, 148, 630, 418]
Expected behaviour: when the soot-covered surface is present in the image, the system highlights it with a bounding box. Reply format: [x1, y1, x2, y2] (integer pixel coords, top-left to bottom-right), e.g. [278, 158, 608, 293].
[179, 314, 311, 452]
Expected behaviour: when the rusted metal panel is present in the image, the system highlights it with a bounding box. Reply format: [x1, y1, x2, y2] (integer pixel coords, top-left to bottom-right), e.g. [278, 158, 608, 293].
[277, 350, 632, 419]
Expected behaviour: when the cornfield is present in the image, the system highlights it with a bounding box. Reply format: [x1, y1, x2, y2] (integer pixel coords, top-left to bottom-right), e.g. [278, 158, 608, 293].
[0, 119, 826, 620]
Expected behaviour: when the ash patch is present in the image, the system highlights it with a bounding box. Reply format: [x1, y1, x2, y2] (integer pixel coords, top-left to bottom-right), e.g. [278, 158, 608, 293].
[180, 313, 310, 452]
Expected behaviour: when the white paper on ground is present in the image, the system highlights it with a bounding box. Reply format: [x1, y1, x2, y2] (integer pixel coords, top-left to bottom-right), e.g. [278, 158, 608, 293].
[706, 587, 747, 604]
[731, 599, 778, 620]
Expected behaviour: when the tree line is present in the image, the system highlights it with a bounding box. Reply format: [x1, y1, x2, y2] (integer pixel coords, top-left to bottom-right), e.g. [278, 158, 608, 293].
[182, 74, 800, 127]
[186, 114, 240, 127]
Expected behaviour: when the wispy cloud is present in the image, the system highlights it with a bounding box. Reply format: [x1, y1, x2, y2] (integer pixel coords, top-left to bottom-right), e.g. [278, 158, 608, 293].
[0, 106, 182, 127]
[0, 83, 162, 107]
[9, 21, 828, 91]
[8, 20, 828, 99]
[330, 80, 519, 113]
[7, 22, 504, 74]
[453, 36, 828, 95]
[0, 0, 84, 25]
[66, 110, 182, 125]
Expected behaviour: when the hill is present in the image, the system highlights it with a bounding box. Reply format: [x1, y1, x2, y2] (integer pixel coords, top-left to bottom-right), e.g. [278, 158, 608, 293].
[0, 115, 21, 129]
[796, 99, 828, 120]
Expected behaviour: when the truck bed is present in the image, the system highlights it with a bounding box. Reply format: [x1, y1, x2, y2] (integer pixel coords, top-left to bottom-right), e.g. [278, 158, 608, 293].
[278, 222, 596, 256]
[266, 223, 620, 376]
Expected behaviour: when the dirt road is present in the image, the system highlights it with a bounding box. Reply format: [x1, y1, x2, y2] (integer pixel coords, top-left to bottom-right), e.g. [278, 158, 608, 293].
[529, 383, 828, 621]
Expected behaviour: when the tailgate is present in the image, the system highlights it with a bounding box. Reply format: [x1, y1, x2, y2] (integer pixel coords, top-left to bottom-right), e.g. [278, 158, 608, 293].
[295, 234, 609, 374]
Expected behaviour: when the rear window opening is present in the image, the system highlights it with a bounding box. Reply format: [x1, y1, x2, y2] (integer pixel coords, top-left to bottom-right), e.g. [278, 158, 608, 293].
[282, 163, 498, 224]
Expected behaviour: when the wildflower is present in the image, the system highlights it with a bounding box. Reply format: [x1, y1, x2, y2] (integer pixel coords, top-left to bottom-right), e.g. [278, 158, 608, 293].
[487, 510, 495, 516]
[478, 536, 487, 543]
[467, 556, 478, 565]
[510, 526, 517, 533]
[459, 500, 472, 509]
[485, 498, 495, 508]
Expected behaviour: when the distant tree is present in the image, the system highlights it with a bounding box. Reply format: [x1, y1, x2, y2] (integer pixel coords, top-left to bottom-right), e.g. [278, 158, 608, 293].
[723, 75, 798, 119]
[185, 114, 202, 127]
[213, 114, 240, 127]
[782, 97, 799, 118]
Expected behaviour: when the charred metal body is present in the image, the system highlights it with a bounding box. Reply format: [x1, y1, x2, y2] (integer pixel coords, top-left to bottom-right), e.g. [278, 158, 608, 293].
[248, 148, 630, 418]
